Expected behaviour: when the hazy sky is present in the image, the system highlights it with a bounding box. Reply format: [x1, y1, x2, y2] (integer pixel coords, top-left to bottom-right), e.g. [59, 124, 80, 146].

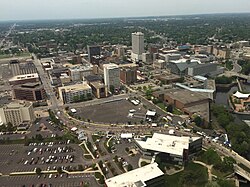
[0, 0, 250, 21]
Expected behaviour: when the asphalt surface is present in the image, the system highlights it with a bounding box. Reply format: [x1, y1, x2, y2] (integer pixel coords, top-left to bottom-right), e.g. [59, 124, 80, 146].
[74, 99, 147, 124]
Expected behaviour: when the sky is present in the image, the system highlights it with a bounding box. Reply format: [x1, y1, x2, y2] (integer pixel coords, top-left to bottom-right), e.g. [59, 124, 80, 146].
[0, 0, 250, 21]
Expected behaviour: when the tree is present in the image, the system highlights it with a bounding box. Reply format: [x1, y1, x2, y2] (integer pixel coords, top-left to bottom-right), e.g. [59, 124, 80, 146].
[35, 134, 43, 142]
[6, 122, 15, 132]
[110, 85, 115, 94]
[127, 164, 133, 171]
[194, 116, 203, 127]
[166, 104, 173, 113]
[35, 167, 42, 175]
[57, 166, 63, 174]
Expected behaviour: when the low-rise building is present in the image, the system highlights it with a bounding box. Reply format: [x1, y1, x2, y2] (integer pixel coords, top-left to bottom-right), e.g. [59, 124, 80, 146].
[9, 73, 40, 85]
[12, 82, 46, 101]
[58, 83, 92, 104]
[105, 162, 165, 187]
[153, 89, 211, 122]
[0, 101, 35, 126]
[168, 59, 199, 76]
[135, 133, 202, 165]
[89, 81, 108, 99]
[153, 59, 166, 69]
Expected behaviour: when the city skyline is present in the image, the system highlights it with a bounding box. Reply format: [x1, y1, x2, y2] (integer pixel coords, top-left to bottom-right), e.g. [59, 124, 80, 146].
[0, 0, 250, 21]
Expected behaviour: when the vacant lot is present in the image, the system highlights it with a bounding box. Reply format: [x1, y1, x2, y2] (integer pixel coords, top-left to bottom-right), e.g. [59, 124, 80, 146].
[75, 99, 147, 124]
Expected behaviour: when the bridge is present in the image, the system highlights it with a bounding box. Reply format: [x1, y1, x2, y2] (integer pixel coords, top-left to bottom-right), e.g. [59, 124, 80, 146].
[224, 71, 250, 82]
[234, 164, 250, 182]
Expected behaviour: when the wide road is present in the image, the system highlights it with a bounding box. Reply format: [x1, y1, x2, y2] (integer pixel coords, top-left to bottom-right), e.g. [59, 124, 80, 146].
[232, 60, 242, 73]
[0, 23, 16, 48]
[32, 54, 59, 110]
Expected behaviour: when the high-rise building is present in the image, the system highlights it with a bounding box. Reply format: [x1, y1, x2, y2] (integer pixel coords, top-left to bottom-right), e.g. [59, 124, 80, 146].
[103, 63, 120, 91]
[87, 45, 101, 63]
[131, 32, 144, 62]
[0, 101, 35, 126]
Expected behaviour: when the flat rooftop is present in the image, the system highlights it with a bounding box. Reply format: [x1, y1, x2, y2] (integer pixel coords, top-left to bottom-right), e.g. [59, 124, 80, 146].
[90, 81, 105, 89]
[59, 83, 91, 92]
[2, 101, 32, 109]
[164, 88, 208, 105]
[105, 163, 164, 187]
[9, 73, 39, 82]
[136, 133, 201, 156]
[118, 63, 138, 68]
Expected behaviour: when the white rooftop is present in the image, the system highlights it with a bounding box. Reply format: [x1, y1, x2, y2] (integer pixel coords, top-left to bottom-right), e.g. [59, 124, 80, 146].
[136, 133, 201, 156]
[105, 163, 164, 187]
[9, 73, 39, 81]
[146, 110, 156, 116]
[233, 91, 250, 99]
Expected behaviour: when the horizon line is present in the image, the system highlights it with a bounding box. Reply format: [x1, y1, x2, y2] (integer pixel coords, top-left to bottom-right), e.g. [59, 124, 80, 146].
[0, 12, 250, 23]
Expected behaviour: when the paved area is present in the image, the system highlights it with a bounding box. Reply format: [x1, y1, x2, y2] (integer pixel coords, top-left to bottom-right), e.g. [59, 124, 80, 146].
[74, 99, 147, 124]
[0, 173, 99, 187]
[0, 143, 85, 175]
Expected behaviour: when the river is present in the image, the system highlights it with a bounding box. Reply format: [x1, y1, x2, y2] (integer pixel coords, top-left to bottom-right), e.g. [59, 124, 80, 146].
[215, 83, 250, 123]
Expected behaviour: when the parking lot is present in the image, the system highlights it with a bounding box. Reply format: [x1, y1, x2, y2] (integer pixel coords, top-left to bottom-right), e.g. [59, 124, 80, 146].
[74, 99, 148, 124]
[0, 142, 85, 175]
[0, 173, 99, 187]
[0, 117, 64, 141]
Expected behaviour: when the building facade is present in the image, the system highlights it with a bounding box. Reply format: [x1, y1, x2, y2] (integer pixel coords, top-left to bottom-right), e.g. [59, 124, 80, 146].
[119, 63, 137, 85]
[103, 63, 120, 91]
[87, 45, 101, 63]
[58, 83, 92, 104]
[12, 82, 46, 101]
[0, 102, 35, 126]
[131, 32, 144, 62]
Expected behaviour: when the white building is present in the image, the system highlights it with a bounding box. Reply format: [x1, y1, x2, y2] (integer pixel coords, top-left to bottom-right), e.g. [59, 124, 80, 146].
[0, 101, 35, 126]
[135, 133, 202, 165]
[69, 65, 93, 81]
[58, 83, 92, 104]
[105, 163, 165, 187]
[103, 63, 120, 91]
[131, 32, 144, 62]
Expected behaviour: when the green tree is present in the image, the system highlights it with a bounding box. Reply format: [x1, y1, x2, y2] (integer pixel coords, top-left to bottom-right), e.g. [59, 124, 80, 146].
[166, 104, 173, 113]
[57, 166, 63, 174]
[35, 167, 42, 175]
[127, 164, 133, 171]
[110, 85, 115, 94]
[194, 116, 203, 127]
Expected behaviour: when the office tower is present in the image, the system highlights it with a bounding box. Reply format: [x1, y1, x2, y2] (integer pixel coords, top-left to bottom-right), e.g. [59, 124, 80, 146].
[131, 32, 144, 62]
[103, 63, 120, 91]
[87, 45, 101, 63]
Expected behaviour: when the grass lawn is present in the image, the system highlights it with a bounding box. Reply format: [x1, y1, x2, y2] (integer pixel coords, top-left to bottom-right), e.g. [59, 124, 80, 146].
[92, 134, 101, 142]
[165, 162, 208, 187]
[173, 108, 183, 115]
[156, 102, 166, 111]
[211, 168, 232, 178]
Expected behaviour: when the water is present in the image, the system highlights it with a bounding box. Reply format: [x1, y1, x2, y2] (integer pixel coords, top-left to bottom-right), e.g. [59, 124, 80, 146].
[215, 84, 250, 122]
